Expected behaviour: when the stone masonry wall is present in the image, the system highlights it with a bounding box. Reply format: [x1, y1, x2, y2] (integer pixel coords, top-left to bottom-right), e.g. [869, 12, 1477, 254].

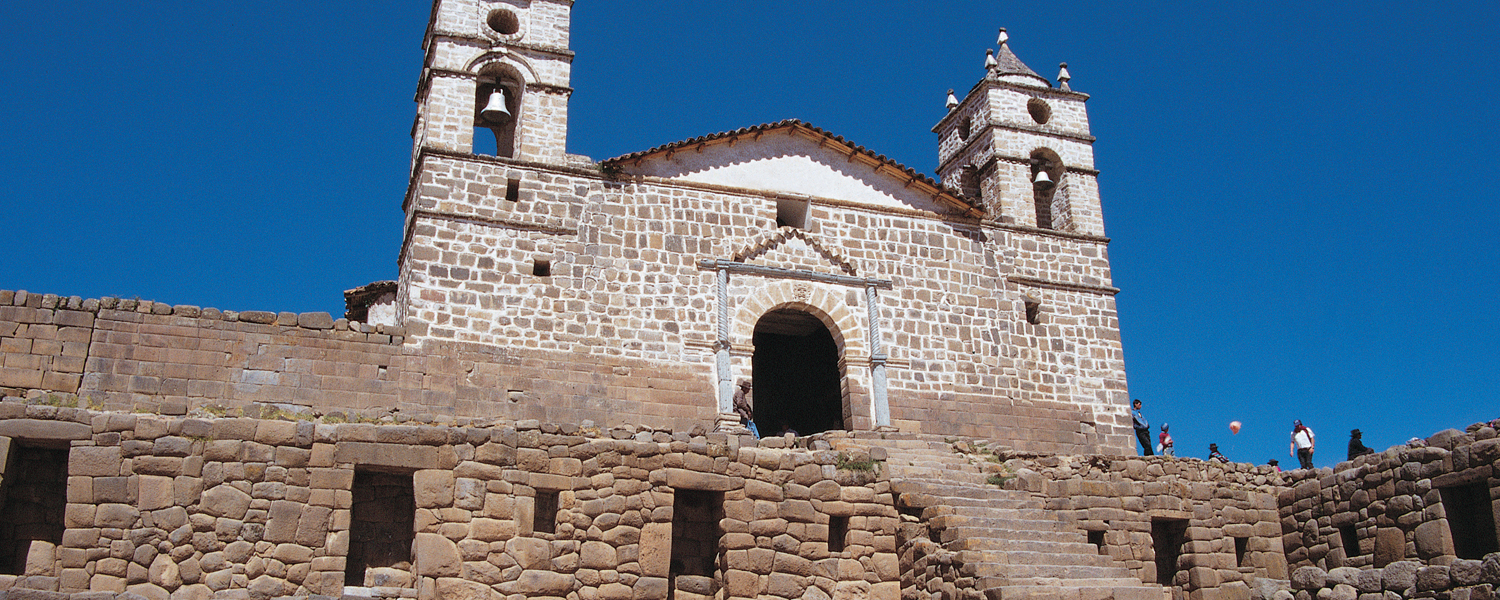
[0, 399, 902, 600]
[399, 151, 1130, 454]
[1279, 423, 1500, 572]
[992, 449, 1289, 600]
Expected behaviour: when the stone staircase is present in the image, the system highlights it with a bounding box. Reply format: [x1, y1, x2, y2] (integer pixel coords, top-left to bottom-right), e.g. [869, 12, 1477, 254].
[829, 434, 1162, 600]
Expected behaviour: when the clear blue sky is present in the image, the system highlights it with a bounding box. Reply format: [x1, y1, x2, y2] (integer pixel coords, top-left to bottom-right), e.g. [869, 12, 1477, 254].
[2, 2, 1495, 466]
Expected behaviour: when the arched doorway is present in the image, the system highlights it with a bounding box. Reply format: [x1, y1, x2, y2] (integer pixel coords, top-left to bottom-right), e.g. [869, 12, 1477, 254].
[751, 308, 846, 435]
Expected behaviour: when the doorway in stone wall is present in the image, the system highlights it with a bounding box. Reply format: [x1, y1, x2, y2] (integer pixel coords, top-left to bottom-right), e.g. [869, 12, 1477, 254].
[752, 308, 847, 435]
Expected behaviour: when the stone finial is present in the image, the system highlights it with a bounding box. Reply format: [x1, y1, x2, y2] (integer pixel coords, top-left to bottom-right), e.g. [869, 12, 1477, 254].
[946, 89, 959, 110]
[985, 49, 998, 70]
[1057, 62, 1071, 91]
[997, 28, 1009, 47]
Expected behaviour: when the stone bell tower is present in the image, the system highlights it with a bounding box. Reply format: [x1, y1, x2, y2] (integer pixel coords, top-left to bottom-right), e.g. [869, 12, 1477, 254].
[397, 0, 581, 349]
[410, 0, 574, 166]
[933, 28, 1105, 236]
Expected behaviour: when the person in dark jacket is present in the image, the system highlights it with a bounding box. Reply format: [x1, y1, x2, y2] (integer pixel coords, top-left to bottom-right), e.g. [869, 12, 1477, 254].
[1132, 399, 1153, 456]
[1347, 429, 1374, 460]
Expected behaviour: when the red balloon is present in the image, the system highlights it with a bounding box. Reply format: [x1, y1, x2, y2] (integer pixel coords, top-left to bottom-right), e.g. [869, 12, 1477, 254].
[1229, 421, 1242, 434]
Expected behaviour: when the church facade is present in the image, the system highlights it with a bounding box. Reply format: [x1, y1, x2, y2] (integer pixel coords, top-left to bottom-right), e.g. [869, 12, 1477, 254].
[395, 0, 1129, 454]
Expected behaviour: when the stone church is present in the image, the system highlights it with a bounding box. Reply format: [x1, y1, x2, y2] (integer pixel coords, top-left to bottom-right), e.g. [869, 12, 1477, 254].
[391, 0, 1129, 454]
[2, 3, 1497, 600]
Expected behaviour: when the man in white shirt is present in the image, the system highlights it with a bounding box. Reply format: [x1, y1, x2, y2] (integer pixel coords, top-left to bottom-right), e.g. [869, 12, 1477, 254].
[1290, 420, 1315, 469]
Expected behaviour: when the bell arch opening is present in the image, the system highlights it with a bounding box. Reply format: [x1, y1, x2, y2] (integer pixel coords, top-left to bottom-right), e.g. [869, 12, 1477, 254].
[751, 308, 848, 436]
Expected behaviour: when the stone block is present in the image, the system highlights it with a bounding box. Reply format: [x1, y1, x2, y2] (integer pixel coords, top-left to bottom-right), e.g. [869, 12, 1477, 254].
[415, 469, 455, 508]
[1414, 520, 1452, 559]
[1384, 561, 1419, 591]
[663, 468, 740, 491]
[137, 476, 174, 511]
[1373, 528, 1405, 567]
[199, 484, 251, 520]
[263, 500, 302, 543]
[415, 533, 461, 577]
[1416, 566, 1450, 591]
[334, 441, 438, 470]
[1293, 567, 1328, 591]
[69, 446, 121, 477]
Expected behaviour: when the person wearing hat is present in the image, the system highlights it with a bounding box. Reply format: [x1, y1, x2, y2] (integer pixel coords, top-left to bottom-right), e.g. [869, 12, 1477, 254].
[1208, 443, 1228, 463]
[1348, 429, 1374, 460]
[1267, 458, 1281, 472]
[1290, 420, 1315, 469]
[1157, 423, 1175, 456]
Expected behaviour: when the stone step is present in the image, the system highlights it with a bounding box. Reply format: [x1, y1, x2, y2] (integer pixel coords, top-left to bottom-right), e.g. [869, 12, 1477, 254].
[955, 548, 1117, 568]
[890, 478, 1031, 500]
[940, 532, 1097, 554]
[936, 525, 1085, 545]
[969, 562, 1136, 580]
[986, 582, 1163, 600]
[899, 492, 1039, 511]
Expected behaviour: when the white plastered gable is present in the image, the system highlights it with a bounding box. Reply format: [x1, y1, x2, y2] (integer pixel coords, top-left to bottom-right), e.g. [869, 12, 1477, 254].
[628, 129, 959, 214]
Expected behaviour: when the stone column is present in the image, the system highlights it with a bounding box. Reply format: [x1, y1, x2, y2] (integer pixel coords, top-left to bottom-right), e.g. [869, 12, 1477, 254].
[714, 268, 739, 431]
[866, 283, 891, 429]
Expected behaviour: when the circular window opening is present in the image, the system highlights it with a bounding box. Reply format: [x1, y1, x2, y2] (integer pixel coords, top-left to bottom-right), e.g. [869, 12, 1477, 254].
[1027, 98, 1052, 125]
[487, 9, 520, 35]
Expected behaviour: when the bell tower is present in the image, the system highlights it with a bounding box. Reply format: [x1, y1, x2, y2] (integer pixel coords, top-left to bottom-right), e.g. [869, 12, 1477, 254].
[411, 0, 574, 166]
[933, 29, 1105, 235]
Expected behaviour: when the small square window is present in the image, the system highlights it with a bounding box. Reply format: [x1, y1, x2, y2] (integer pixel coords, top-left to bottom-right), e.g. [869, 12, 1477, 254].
[532, 259, 551, 278]
[776, 198, 809, 229]
[505, 177, 521, 202]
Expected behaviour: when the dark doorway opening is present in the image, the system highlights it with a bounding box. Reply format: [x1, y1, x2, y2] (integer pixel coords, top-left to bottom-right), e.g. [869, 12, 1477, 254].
[670, 490, 724, 600]
[1338, 526, 1360, 559]
[346, 471, 416, 588]
[0, 442, 67, 576]
[1152, 518, 1188, 586]
[752, 308, 845, 435]
[1440, 482, 1499, 559]
[534, 488, 560, 535]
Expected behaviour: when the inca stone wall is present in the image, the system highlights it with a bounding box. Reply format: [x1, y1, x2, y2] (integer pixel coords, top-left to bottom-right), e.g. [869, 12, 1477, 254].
[1279, 423, 1500, 572]
[0, 400, 903, 600]
[992, 451, 1288, 597]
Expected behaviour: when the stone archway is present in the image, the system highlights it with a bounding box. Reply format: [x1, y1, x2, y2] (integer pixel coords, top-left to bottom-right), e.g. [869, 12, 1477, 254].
[751, 308, 847, 435]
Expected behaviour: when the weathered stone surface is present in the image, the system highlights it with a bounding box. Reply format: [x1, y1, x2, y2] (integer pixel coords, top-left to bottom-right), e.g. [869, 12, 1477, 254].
[1384, 561, 1419, 591]
[663, 468, 740, 491]
[504, 569, 576, 595]
[1416, 566, 1451, 591]
[0, 418, 90, 440]
[1293, 567, 1328, 591]
[1452, 559, 1485, 587]
[436, 577, 499, 600]
[415, 532, 461, 577]
[1374, 528, 1406, 567]
[1414, 520, 1452, 559]
[200, 484, 250, 520]
[70, 445, 122, 477]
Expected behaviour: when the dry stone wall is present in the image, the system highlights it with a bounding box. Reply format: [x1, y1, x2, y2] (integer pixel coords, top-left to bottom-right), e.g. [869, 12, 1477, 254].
[991, 450, 1289, 600]
[1279, 423, 1500, 572]
[0, 400, 902, 600]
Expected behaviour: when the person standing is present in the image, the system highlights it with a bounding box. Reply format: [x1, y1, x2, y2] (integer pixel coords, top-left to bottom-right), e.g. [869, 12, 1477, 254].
[1290, 420, 1315, 469]
[733, 379, 759, 438]
[1158, 423, 1175, 456]
[1132, 399, 1153, 456]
